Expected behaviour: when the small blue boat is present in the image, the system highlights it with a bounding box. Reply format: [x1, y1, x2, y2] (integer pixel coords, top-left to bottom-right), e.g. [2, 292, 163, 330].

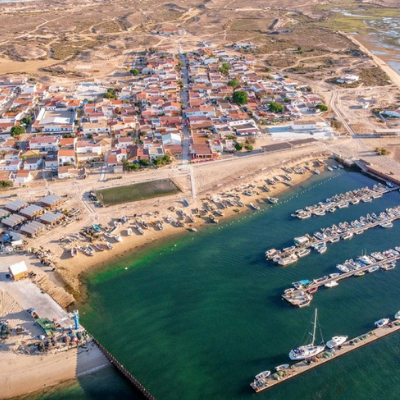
[93, 224, 102, 232]
[183, 199, 189, 207]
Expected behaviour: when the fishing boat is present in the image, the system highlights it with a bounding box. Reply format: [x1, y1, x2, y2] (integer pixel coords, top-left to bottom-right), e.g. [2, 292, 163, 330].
[316, 245, 327, 254]
[249, 203, 260, 211]
[136, 225, 144, 235]
[375, 318, 390, 328]
[341, 232, 353, 240]
[297, 248, 311, 258]
[289, 309, 325, 360]
[255, 371, 271, 380]
[188, 227, 197, 232]
[329, 273, 340, 279]
[336, 264, 350, 273]
[71, 247, 77, 257]
[354, 271, 365, 277]
[214, 209, 224, 216]
[307, 286, 318, 294]
[266, 196, 279, 204]
[92, 224, 102, 232]
[250, 378, 269, 392]
[265, 249, 279, 260]
[126, 227, 133, 236]
[324, 281, 338, 288]
[93, 243, 104, 252]
[105, 242, 113, 250]
[327, 167, 333, 172]
[278, 254, 298, 266]
[114, 235, 123, 242]
[395, 311, 400, 320]
[275, 364, 289, 372]
[85, 245, 95, 256]
[326, 336, 348, 349]
[141, 220, 149, 229]
[380, 221, 393, 229]
[188, 214, 195, 223]
[367, 265, 379, 273]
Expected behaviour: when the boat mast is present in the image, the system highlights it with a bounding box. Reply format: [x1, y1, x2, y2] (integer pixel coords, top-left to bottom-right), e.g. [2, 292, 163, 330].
[312, 308, 317, 346]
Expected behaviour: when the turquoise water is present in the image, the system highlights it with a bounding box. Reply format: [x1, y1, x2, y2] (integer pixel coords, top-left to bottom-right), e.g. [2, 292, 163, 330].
[48, 170, 400, 399]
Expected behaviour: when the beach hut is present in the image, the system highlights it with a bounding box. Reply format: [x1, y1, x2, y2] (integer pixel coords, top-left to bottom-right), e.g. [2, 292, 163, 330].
[20, 221, 46, 237]
[8, 261, 28, 281]
[39, 212, 64, 226]
[4, 199, 28, 213]
[2, 214, 26, 228]
[40, 194, 63, 209]
[19, 204, 45, 220]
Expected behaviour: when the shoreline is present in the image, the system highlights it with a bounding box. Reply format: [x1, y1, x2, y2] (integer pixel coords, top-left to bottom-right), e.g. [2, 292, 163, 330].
[71, 150, 331, 304]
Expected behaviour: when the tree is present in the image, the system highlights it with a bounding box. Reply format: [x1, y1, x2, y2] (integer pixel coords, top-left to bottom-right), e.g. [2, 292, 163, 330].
[10, 125, 25, 137]
[219, 63, 231, 75]
[0, 180, 13, 189]
[21, 116, 32, 126]
[234, 142, 243, 151]
[316, 104, 328, 112]
[130, 68, 140, 75]
[227, 79, 240, 89]
[232, 90, 248, 105]
[245, 144, 253, 151]
[268, 101, 284, 113]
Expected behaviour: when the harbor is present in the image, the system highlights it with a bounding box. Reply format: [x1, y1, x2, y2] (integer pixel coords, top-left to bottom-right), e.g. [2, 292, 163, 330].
[250, 317, 400, 393]
[79, 170, 400, 400]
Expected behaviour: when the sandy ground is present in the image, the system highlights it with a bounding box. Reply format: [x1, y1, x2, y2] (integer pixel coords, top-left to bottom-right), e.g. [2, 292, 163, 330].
[0, 341, 109, 399]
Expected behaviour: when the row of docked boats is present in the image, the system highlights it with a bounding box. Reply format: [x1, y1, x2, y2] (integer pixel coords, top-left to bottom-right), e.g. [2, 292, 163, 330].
[266, 206, 400, 265]
[291, 184, 388, 220]
[251, 310, 348, 392]
[282, 247, 399, 307]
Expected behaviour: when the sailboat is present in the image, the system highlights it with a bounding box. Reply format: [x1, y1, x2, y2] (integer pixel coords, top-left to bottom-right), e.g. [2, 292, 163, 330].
[289, 309, 325, 361]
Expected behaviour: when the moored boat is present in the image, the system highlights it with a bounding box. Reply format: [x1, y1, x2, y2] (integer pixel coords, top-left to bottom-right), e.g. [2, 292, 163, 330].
[71, 247, 77, 257]
[324, 281, 338, 288]
[375, 318, 390, 328]
[326, 336, 348, 349]
[289, 309, 325, 360]
[275, 364, 289, 372]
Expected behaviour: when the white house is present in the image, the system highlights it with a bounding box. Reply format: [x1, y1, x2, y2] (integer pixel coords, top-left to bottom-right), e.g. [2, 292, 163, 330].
[13, 170, 32, 184]
[23, 158, 43, 171]
[115, 137, 133, 150]
[162, 133, 181, 146]
[29, 136, 59, 152]
[291, 120, 319, 131]
[58, 149, 76, 166]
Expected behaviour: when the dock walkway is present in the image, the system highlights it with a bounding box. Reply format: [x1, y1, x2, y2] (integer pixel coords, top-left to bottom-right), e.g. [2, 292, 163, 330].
[254, 321, 400, 392]
[282, 254, 399, 306]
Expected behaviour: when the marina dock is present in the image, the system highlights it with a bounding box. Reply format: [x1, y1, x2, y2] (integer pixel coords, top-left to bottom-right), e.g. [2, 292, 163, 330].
[251, 321, 400, 393]
[282, 251, 399, 307]
[267, 205, 400, 267]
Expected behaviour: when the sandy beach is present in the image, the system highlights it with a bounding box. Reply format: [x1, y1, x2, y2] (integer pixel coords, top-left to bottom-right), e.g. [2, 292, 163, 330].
[53, 144, 330, 299]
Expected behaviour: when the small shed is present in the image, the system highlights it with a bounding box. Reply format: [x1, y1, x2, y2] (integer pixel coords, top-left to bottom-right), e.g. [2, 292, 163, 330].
[39, 212, 64, 225]
[19, 204, 45, 219]
[40, 194, 63, 209]
[2, 214, 26, 228]
[4, 199, 28, 213]
[8, 261, 28, 281]
[20, 221, 46, 237]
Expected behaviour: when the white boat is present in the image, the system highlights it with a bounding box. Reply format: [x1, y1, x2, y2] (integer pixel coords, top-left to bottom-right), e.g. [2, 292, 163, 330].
[326, 336, 348, 349]
[297, 248, 311, 258]
[324, 281, 338, 288]
[275, 364, 289, 371]
[289, 309, 325, 361]
[375, 318, 390, 328]
[114, 235, 123, 242]
[367, 265, 379, 273]
[278, 254, 298, 266]
[249, 203, 260, 211]
[329, 273, 340, 279]
[71, 247, 77, 257]
[395, 311, 400, 320]
[380, 221, 393, 229]
[126, 228, 133, 236]
[336, 264, 350, 273]
[255, 370, 271, 380]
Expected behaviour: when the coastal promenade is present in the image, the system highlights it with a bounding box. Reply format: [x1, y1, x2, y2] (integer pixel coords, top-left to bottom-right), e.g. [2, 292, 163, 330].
[254, 321, 400, 392]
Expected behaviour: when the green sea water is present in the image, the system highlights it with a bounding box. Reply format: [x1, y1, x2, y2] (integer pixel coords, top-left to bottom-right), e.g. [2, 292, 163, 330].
[41, 170, 400, 399]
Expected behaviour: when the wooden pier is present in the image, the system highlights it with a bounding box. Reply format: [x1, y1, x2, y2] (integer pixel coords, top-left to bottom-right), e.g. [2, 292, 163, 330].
[253, 320, 400, 392]
[282, 254, 399, 306]
[92, 337, 156, 400]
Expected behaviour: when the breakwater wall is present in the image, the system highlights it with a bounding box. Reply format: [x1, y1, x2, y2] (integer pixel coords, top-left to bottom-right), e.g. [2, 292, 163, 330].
[91, 337, 156, 400]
